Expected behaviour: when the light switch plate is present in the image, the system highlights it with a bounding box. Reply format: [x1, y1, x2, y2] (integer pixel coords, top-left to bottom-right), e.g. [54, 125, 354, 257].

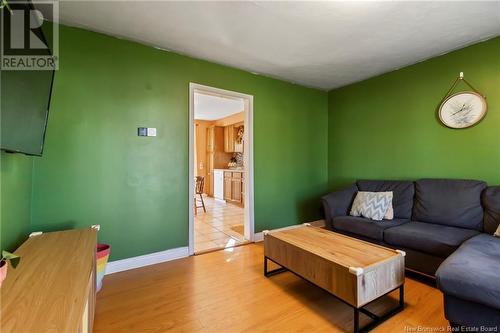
[147, 128, 157, 137]
[138, 127, 157, 137]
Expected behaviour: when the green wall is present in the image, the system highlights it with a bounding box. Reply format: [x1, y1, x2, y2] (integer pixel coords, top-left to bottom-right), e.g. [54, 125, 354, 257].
[0, 152, 33, 251]
[328, 37, 500, 189]
[9, 25, 497, 260]
[30, 25, 328, 260]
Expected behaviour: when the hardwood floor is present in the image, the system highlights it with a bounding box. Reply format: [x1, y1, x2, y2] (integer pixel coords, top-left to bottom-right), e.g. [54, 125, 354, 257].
[95, 243, 448, 333]
[195, 196, 247, 253]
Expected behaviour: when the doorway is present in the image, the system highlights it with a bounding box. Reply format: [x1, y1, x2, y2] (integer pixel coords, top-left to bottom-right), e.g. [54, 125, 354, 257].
[188, 83, 254, 255]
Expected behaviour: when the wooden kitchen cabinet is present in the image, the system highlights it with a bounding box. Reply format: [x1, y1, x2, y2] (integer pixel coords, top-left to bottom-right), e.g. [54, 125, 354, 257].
[206, 126, 214, 153]
[224, 125, 235, 153]
[206, 126, 215, 196]
[224, 124, 244, 153]
[223, 171, 244, 206]
[206, 153, 214, 196]
[224, 171, 232, 201]
[206, 126, 231, 196]
[232, 177, 242, 203]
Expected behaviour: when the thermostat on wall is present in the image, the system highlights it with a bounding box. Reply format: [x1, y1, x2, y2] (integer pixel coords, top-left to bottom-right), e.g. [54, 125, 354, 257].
[138, 127, 157, 137]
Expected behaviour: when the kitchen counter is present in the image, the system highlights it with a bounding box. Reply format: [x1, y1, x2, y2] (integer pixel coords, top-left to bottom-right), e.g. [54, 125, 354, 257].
[214, 168, 244, 172]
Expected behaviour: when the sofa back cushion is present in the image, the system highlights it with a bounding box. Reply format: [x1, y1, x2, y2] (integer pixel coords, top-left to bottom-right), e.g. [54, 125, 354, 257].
[356, 180, 414, 219]
[413, 179, 486, 230]
[482, 186, 500, 234]
[321, 184, 358, 228]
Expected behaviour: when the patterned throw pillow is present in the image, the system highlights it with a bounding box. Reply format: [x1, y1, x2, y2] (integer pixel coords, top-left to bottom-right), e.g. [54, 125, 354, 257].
[385, 201, 394, 220]
[350, 191, 393, 221]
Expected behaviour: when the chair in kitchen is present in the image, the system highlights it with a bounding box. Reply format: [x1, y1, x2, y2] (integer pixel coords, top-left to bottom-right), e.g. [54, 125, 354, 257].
[194, 176, 206, 215]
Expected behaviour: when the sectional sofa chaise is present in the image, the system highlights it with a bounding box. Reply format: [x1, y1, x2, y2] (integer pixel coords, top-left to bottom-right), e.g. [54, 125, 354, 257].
[322, 179, 500, 328]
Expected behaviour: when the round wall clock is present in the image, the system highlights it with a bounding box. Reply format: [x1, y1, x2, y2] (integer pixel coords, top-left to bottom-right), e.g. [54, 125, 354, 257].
[438, 91, 487, 129]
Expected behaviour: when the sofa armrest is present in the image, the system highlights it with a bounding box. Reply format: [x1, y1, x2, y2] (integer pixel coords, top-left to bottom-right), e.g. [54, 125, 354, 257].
[321, 184, 358, 230]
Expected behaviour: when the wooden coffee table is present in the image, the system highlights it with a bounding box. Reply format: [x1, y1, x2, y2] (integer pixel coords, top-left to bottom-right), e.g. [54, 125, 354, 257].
[263, 225, 405, 333]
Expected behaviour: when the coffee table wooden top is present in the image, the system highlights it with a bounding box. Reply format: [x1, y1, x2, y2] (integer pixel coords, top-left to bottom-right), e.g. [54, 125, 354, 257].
[264, 225, 405, 308]
[267, 225, 400, 269]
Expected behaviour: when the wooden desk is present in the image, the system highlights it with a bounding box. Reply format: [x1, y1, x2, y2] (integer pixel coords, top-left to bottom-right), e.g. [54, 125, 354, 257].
[1, 228, 97, 333]
[264, 225, 405, 333]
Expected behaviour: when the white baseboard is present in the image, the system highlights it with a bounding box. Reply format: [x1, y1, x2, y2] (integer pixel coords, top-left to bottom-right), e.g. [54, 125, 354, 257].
[105, 246, 189, 275]
[105, 220, 325, 274]
[253, 220, 325, 242]
[254, 232, 263, 242]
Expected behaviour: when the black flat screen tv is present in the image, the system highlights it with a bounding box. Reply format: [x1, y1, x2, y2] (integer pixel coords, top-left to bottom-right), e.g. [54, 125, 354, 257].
[1, 1, 55, 156]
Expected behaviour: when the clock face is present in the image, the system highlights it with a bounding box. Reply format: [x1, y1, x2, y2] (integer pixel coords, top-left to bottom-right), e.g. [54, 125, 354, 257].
[439, 92, 487, 129]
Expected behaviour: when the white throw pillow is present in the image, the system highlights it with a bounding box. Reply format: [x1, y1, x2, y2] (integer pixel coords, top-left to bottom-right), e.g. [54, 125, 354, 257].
[350, 191, 393, 221]
[495, 224, 500, 237]
[385, 201, 394, 220]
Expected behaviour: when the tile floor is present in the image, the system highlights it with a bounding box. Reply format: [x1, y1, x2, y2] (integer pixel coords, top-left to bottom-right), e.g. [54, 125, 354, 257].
[194, 195, 248, 253]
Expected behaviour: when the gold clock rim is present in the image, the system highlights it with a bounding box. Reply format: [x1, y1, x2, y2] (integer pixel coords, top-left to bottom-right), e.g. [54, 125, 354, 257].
[438, 91, 488, 129]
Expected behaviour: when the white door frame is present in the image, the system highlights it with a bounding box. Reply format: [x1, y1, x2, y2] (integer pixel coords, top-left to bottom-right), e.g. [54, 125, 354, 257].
[188, 83, 255, 255]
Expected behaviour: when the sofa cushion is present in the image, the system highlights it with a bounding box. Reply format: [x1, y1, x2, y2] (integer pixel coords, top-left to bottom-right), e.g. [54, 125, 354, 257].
[332, 216, 408, 241]
[437, 234, 500, 311]
[384, 221, 479, 257]
[357, 180, 414, 219]
[483, 186, 500, 234]
[413, 179, 487, 230]
[322, 184, 358, 229]
[443, 294, 500, 328]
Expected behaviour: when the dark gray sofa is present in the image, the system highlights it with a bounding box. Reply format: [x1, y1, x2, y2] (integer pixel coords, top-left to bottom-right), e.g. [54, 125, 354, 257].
[322, 179, 500, 329]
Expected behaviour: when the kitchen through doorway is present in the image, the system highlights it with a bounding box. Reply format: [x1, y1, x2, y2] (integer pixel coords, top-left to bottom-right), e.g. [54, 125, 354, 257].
[188, 84, 254, 254]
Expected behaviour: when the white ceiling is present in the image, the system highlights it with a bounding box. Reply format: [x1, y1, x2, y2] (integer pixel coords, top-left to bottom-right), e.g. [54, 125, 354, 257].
[194, 92, 244, 121]
[40, 1, 500, 90]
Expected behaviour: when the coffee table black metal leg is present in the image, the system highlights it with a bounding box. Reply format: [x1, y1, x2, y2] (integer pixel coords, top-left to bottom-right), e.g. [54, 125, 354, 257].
[399, 284, 404, 307]
[354, 308, 360, 333]
[264, 257, 287, 277]
[354, 284, 405, 333]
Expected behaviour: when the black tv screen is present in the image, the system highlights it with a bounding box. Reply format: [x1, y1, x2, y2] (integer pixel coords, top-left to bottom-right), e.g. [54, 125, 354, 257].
[1, 2, 54, 156]
[1, 70, 54, 155]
